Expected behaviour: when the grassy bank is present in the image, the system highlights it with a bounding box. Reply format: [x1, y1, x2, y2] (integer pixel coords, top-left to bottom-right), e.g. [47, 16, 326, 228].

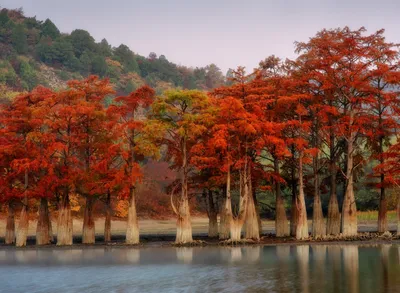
[357, 210, 397, 222]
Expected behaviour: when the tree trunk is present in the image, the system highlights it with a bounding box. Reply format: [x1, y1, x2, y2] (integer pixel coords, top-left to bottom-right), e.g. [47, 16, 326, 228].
[175, 137, 193, 244]
[327, 161, 340, 235]
[57, 194, 73, 246]
[219, 168, 232, 240]
[36, 198, 51, 245]
[253, 189, 262, 235]
[274, 157, 289, 237]
[5, 201, 15, 245]
[378, 174, 387, 233]
[126, 188, 139, 244]
[397, 195, 400, 236]
[104, 190, 112, 243]
[229, 168, 248, 242]
[341, 125, 358, 236]
[312, 161, 325, 238]
[312, 193, 325, 238]
[176, 196, 193, 243]
[206, 190, 218, 238]
[82, 197, 95, 244]
[219, 196, 231, 240]
[244, 192, 259, 240]
[244, 167, 260, 240]
[290, 161, 298, 237]
[312, 116, 325, 238]
[378, 188, 387, 233]
[230, 219, 243, 241]
[16, 170, 29, 247]
[377, 121, 388, 233]
[296, 152, 309, 239]
[48, 215, 54, 243]
[16, 204, 29, 247]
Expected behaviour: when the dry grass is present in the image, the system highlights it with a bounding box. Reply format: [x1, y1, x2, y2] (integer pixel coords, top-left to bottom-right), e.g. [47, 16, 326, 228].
[357, 210, 397, 222]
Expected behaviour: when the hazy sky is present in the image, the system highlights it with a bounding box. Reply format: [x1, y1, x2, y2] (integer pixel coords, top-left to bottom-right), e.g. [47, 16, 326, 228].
[1, 0, 399, 73]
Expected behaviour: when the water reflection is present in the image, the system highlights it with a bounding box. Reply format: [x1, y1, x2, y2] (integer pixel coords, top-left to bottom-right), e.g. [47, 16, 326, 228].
[0, 244, 399, 293]
[176, 247, 193, 264]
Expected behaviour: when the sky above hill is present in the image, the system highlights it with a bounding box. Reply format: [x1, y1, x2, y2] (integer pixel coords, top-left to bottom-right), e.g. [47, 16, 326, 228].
[2, 0, 399, 73]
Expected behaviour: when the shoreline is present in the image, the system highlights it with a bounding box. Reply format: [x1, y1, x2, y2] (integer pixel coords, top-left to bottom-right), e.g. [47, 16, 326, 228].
[1, 232, 399, 250]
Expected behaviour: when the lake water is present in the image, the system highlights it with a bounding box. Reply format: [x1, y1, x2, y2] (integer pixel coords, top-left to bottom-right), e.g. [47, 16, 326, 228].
[0, 244, 399, 293]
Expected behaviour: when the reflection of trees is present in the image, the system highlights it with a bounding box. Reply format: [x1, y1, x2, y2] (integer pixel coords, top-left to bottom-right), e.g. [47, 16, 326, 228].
[176, 247, 193, 264]
[327, 245, 342, 292]
[276, 246, 291, 292]
[380, 245, 390, 291]
[229, 247, 242, 263]
[243, 246, 261, 263]
[342, 245, 359, 293]
[296, 245, 309, 293]
[311, 245, 326, 292]
[125, 248, 140, 263]
[15, 250, 36, 264]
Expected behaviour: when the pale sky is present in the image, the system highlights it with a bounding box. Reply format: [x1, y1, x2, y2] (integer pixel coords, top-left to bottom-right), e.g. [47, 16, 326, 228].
[1, 0, 399, 73]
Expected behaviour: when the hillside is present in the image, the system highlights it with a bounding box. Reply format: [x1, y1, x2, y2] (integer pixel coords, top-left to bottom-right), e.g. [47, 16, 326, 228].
[0, 7, 227, 98]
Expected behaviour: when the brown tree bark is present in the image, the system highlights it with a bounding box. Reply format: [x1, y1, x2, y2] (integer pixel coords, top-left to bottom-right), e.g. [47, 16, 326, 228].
[5, 201, 15, 245]
[244, 167, 260, 240]
[327, 161, 340, 235]
[104, 190, 112, 243]
[219, 197, 231, 240]
[312, 158, 325, 238]
[175, 137, 193, 244]
[377, 134, 387, 233]
[326, 105, 340, 236]
[57, 192, 73, 246]
[16, 170, 29, 247]
[36, 198, 51, 245]
[229, 166, 249, 242]
[378, 185, 387, 233]
[296, 152, 309, 239]
[219, 169, 233, 240]
[126, 187, 139, 244]
[206, 190, 218, 238]
[82, 197, 95, 244]
[274, 158, 289, 237]
[341, 117, 358, 236]
[312, 124, 325, 238]
[397, 195, 400, 236]
[290, 159, 298, 237]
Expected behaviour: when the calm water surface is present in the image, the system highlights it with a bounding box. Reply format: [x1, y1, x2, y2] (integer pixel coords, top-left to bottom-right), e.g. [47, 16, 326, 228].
[0, 244, 399, 293]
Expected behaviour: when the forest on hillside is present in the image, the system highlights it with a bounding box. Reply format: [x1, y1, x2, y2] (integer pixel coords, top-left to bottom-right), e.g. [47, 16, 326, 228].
[0, 7, 227, 98]
[1, 8, 400, 247]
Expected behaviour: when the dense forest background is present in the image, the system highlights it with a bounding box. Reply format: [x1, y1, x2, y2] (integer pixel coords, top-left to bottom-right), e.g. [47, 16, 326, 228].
[0, 7, 227, 100]
[0, 7, 396, 221]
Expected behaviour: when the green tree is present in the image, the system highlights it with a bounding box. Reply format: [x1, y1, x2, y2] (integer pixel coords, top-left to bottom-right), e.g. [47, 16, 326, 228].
[114, 44, 140, 73]
[41, 19, 60, 39]
[91, 56, 108, 76]
[205, 64, 224, 89]
[79, 50, 92, 73]
[0, 61, 17, 86]
[0, 9, 10, 26]
[11, 24, 28, 54]
[98, 38, 112, 56]
[19, 60, 37, 90]
[70, 29, 95, 57]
